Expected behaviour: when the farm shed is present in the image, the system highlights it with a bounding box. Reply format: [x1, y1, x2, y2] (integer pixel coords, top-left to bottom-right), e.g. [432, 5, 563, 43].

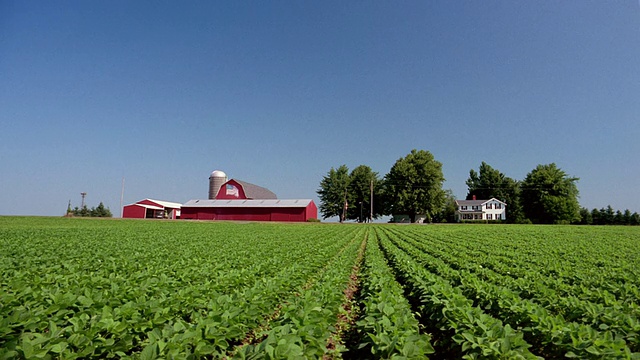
[180, 199, 318, 222]
[122, 199, 182, 219]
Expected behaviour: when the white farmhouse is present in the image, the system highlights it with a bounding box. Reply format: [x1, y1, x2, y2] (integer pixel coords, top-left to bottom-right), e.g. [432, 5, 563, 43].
[455, 197, 507, 222]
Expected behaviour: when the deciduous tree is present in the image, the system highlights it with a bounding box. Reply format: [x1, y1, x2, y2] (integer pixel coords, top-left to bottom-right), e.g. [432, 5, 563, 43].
[521, 163, 580, 224]
[317, 165, 350, 221]
[432, 189, 457, 223]
[383, 149, 446, 223]
[347, 165, 383, 222]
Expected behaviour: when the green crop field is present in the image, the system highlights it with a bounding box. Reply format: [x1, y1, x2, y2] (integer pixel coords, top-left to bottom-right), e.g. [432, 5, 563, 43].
[1, 217, 640, 359]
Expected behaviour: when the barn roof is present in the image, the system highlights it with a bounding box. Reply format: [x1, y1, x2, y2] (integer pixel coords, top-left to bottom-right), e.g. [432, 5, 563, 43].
[183, 199, 313, 208]
[231, 179, 277, 199]
[126, 203, 164, 210]
[125, 199, 182, 209]
[146, 199, 182, 208]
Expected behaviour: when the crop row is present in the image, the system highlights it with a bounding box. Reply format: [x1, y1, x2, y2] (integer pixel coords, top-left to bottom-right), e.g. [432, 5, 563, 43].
[348, 229, 434, 359]
[386, 226, 640, 351]
[375, 227, 540, 359]
[233, 227, 366, 358]
[0, 220, 361, 358]
[395, 226, 640, 302]
[381, 227, 638, 358]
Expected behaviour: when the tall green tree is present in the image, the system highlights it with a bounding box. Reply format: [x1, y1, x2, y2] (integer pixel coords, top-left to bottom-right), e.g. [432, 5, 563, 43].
[384, 149, 446, 223]
[521, 163, 580, 224]
[466, 162, 506, 200]
[346, 165, 383, 222]
[432, 189, 457, 223]
[317, 165, 351, 221]
[465, 162, 524, 223]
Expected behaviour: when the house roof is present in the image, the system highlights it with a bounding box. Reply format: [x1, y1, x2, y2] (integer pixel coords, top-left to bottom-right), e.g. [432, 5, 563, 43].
[183, 199, 313, 208]
[231, 179, 277, 199]
[455, 198, 507, 206]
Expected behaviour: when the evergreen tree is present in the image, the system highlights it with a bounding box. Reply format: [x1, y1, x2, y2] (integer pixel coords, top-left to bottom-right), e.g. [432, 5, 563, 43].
[578, 207, 592, 225]
[614, 210, 624, 225]
[601, 206, 615, 225]
[591, 208, 601, 225]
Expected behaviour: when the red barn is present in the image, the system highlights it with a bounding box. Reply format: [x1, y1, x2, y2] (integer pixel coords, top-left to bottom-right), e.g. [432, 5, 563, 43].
[122, 199, 182, 219]
[181, 199, 318, 222]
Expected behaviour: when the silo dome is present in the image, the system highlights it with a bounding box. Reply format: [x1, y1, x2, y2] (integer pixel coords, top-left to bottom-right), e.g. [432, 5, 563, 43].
[209, 170, 228, 199]
[210, 170, 227, 178]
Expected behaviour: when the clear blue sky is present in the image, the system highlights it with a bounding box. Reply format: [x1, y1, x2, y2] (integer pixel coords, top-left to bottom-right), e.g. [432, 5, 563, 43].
[1, 1, 639, 217]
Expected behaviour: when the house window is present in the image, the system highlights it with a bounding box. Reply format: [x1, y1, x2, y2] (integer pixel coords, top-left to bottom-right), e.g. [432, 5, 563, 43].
[486, 203, 492, 209]
[461, 206, 468, 210]
[487, 214, 492, 220]
[495, 203, 501, 209]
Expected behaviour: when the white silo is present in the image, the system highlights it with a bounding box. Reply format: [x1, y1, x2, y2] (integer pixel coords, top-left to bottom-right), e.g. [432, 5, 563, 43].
[209, 170, 228, 199]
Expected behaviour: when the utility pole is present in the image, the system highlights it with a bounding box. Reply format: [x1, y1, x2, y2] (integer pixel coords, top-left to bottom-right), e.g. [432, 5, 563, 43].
[120, 177, 125, 218]
[341, 188, 348, 223]
[80, 192, 87, 209]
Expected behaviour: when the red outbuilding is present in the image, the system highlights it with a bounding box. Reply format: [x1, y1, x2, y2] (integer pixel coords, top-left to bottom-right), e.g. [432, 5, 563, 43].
[122, 199, 182, 219]
[181, 199, 318, 222]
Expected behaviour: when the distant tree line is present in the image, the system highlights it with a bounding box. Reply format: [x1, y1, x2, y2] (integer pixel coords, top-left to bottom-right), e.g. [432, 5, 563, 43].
[577, 206, 640, 226]
[318, 149, 637, 225]
[66, 202, 112, 218]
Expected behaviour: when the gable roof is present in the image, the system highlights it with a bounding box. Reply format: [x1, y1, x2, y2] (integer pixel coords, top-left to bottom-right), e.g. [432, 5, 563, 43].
[126, 203, 164, 210]
[147, 199, 183, 208]
[231, 179, 277, 199]
[183, 199, 312, 208]
[455, 198, 507, 206]
[126, 199, 182, 209]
